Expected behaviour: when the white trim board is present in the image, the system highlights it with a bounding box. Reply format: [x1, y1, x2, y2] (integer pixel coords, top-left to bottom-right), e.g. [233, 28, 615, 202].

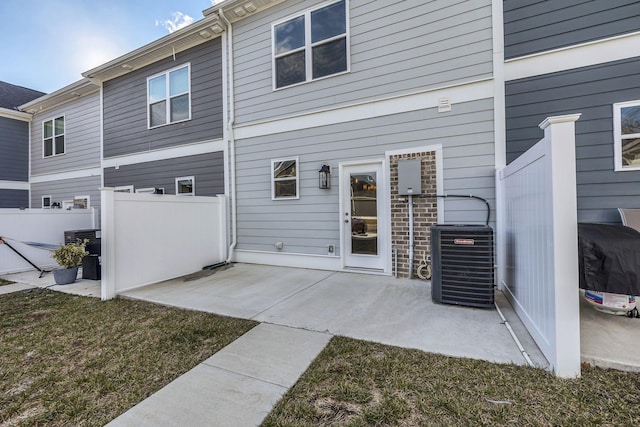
[505, 31, 640, 81]
[30, 167, 102, 184]
[102, 139, 227, 169]
[0, 180, 30, 191]
[0, 107, 31, 121]
[233, 249, 341, 271]
[235, 78, 494, 139]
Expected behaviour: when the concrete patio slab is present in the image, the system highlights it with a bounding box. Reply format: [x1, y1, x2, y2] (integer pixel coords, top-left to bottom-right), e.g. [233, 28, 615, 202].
[0, 282, 35, 295]
[580, 292, 640, 372]
[121, 263, 547, 368]
[108, 323, 331, 427]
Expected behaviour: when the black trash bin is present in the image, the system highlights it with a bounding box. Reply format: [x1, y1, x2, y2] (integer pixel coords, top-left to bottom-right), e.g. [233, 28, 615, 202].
[82, 255, 101, 280]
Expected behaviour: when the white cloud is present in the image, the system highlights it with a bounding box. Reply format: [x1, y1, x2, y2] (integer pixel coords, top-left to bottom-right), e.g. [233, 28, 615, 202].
[156, 12, 195, 34]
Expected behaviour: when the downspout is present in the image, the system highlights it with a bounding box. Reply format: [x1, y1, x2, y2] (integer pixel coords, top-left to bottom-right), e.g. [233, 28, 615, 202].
[219, 9, 237, 264]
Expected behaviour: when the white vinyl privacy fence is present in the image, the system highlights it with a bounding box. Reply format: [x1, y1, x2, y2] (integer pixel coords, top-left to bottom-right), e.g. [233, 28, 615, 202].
[496, 114, 582, 378]
[101, 189, 227, 300]
[0, 208, 98, 274]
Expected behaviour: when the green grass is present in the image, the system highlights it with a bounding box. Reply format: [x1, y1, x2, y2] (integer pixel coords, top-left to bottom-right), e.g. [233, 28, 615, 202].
[0, 289, 257, 426]
[263, 337, 640, 426]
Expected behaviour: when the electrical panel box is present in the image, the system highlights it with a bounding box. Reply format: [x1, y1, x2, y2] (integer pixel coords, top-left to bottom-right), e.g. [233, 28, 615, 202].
[398, 159, 422, 195]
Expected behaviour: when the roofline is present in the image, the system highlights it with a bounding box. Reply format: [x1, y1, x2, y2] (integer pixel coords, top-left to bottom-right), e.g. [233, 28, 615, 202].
[19, 78, 99, 114]
[82, 14, 224, 81]
[0, 106, 32, 121]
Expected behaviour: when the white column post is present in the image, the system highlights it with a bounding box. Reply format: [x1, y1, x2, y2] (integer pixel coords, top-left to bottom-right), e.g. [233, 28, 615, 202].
[100, 188, 116, 301]
[539, 113, 581, 378]
[217, 194, 228, 261]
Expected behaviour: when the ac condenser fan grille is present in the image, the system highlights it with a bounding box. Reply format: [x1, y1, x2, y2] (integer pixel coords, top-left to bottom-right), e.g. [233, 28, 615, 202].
[431, 225, 495, 308]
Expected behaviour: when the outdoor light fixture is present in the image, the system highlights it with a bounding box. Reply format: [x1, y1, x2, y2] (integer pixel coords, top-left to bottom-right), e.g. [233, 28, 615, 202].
[319, 164, 331, 189]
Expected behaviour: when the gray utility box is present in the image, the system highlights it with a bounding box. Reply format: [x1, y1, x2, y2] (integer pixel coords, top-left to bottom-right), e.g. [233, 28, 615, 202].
[430, 224, 495, 308]
[398, 159, 422, 195]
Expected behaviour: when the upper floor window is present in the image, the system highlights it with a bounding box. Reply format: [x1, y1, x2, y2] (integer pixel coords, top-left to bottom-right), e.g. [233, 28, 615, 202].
[271, 157, 299, 200]
[43, 116, 65, 157]
[273, 0, 349, 89]
[147, 63, 191, 128]
[614, 100, 640, 171]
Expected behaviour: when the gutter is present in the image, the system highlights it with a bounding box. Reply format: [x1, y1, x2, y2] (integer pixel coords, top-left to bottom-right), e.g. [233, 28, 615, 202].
[219, 9, 237, 264]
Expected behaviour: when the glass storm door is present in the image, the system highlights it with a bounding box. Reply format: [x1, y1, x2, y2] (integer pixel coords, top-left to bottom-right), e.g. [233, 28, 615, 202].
[341, 162, 386, 271]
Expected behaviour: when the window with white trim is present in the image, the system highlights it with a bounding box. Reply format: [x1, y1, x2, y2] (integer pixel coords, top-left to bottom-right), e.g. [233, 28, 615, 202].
[42, 196, 52, 209]
[614, 100, 640, 171]
[136, 187, 165, 194]
[271, 157, 299, 200]
[176, 176, 195, 196]
[73, 195, 90, 209]
[43, 116, 65, 157]
[273, 0, 349, 89]
[114, 185, 134, 193]
[147, 63, 191, 128]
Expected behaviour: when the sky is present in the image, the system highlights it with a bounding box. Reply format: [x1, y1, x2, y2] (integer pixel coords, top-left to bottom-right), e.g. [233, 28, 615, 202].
[0, 0, 222, 94]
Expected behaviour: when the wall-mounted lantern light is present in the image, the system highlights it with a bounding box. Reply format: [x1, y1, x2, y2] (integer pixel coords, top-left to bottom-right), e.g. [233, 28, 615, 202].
[319, 164, 331, 189]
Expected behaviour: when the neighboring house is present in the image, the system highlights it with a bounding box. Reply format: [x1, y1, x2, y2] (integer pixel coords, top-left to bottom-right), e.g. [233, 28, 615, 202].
[0, 81, 45, 208]
[20, 79, 102, 212]
[203, 0, 500, 276]
[503, 1, 640, 223]
[82, 13, 227, 199]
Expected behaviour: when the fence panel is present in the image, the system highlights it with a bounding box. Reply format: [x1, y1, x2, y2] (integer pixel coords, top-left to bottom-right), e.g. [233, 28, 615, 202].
[101, 190, 227, 299]
[496, 114, 581, 377]
[0, 209, 97, 274]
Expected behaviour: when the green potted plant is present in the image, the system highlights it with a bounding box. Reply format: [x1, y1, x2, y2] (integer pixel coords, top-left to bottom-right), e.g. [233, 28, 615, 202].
[51, 239, 88, 285]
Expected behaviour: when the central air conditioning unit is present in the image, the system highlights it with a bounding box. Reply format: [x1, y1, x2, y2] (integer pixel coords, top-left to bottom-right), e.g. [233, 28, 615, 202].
[430, 224, 495, 308]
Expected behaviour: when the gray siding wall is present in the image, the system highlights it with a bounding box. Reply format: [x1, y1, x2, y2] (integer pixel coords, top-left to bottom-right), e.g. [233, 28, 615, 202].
[103, 152, 225, 196]
[31, 176, 102, 211]
[505, 57, 640, 224]
[103, 39, 223, 158]
[236, 98, 495, 255]
[0, 189, 29, 208]
[30, 91, 101, 176]
[0, 117, 29, 181]
[504, 0, 640, 60]
[233, 0, 493, 124]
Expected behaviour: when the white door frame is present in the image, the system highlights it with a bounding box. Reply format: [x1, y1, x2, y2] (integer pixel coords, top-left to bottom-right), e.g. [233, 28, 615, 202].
[339, 159, 391, 274]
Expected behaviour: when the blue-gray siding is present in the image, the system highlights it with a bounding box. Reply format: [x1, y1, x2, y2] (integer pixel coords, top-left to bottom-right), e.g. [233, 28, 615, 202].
[504, 0, 640, 60]
[0, 189, 28, 208]
[31, 176, 102, 211]
[505, 56, 640, 223]
[233, 0, 493, 124]
[236, 98, 495, 255]
[103, 39, 223, 158]
[103, 152, 225, 196]
[0, 117, 29, 181]
[30, 91, 101, 176]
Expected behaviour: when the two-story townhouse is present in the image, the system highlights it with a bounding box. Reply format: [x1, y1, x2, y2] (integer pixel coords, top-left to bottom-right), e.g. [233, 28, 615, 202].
[0, 81, 44, 208]
[20, 79, 102, 212]
[82, 13, 227, 201]
[502, 1, 640, 223]
[204, 0, 501, 277]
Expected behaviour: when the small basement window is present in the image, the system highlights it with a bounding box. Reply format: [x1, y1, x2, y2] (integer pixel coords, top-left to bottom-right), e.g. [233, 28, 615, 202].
[176, 176, 195, 196]
[114, 185, 134, 193]
[271, 157, 299, 200]
[614, 100, 640, 171]
[42, 196, 52, 209]
[73, 196, 90, 209]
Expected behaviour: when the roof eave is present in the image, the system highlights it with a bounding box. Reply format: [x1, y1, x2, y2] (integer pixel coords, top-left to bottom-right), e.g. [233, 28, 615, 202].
[19, 78, 99, 114]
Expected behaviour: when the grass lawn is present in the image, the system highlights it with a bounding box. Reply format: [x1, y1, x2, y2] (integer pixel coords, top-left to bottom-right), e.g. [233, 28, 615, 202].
[0, 289, 257, 426]
[0, 278, 15, 286]
[263, 337, 640, 426]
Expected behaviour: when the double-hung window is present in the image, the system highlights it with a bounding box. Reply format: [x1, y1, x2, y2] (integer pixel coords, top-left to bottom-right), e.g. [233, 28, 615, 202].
[271, 157, 299, 200]
[614, 100, 640, 171]
[43, 116, 65, 157]
[147, 63, 191, 128]
[273, 0, 349, 89]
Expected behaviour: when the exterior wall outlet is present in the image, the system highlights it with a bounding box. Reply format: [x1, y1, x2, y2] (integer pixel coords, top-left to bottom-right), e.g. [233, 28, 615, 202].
[275, 241, 284, 250]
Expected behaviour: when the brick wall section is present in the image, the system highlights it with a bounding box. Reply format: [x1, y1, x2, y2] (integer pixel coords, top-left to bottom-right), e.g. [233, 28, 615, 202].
[390, 152, 438, 278]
